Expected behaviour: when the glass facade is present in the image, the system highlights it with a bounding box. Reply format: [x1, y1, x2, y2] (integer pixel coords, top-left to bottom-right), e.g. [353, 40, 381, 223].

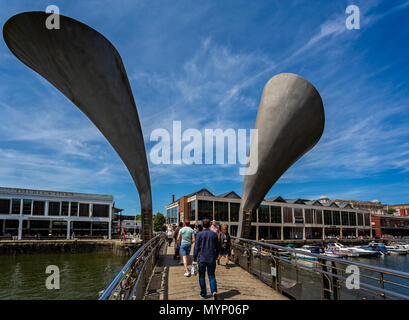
[258, 205, 270, 223]
[71, 202, 79, 216]
[49, 202, 60, 216]
[187, 200, 196, 221]
[166, 206, 179, 224]
[341, 211, 349, 226]
[270, 206, 281, 223]
[166, 195, 372, 241]
[294, 208, 303, 223]
[283, 207, 293, 223]
[0, 199, 10, 214]
[22, 200, 32, 215]
[214, 201, 228, 222]
[349, 212, 356, 225]
[93, 204, 110, 217]
[198, 200, 213, 221]
[11, 199, 20, 215]
[305, 209, 313, 224]
[79, 203, 90, 217]
[314, 210, 323, 224]
[61, 201, 69, 216]
[324, 210, 332, 225]
[332, 211, 340, 225]
[230, 203, 239, 222]
[33, 201, 45, 216]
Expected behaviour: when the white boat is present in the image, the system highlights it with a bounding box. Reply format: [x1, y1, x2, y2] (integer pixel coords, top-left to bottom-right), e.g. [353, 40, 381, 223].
[386, 244, 407, 255]
[329, 243, 360, 257]
[348, 246, 378, 257]
[293, 246, 320, 261]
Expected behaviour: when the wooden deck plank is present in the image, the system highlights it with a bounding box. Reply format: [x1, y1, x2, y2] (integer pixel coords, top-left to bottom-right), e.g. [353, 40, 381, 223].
[163, 244, 287, 300]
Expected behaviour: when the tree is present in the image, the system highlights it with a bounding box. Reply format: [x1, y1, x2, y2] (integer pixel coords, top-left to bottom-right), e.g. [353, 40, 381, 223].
[135, 214, 141, 221]
[153, 212, 166, 232]
[387, 208, 397, 215]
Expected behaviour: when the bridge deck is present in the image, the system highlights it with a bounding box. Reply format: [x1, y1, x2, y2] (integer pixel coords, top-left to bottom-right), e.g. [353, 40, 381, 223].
[145, 243, 287, 300]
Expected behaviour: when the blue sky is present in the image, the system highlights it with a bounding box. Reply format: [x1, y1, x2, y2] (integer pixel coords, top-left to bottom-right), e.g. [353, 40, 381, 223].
[1, 0, 409, 215]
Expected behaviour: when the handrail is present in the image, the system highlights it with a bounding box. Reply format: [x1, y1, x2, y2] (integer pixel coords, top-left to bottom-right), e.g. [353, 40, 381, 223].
[99, 233, 165, 300]
[231, 236, 409, 300]
[232, 236, 409, 279]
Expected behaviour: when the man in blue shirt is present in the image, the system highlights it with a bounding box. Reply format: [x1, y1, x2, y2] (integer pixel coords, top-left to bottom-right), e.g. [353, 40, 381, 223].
[193, 218, 219, 299]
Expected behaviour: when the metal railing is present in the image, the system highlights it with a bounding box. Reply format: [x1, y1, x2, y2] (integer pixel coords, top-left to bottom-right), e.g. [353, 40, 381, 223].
[231, 236, 409, 300]
[99, 233, 166, 300]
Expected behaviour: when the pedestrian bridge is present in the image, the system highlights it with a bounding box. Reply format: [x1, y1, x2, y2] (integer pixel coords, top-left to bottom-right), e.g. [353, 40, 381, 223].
[99, 233, 409, 300]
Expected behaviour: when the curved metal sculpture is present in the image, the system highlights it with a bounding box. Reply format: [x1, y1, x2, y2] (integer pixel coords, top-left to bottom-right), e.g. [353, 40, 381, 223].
[3, 12, 153, 241]
[237, 73, 325, 238]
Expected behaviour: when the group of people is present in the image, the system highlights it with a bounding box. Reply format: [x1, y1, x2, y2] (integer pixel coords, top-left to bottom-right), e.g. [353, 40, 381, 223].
[166, 219, 231, 299]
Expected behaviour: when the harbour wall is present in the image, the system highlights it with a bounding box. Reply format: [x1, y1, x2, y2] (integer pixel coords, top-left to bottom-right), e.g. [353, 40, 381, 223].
[0, 239, 141, 256]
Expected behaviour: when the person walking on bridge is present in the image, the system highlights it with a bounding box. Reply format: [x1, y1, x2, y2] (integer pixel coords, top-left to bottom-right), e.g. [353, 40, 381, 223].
[193, 219, 219, 300]
[217, 224, 231, 268]
[173, 222, 183, 261]
[177, 221, 196, 277]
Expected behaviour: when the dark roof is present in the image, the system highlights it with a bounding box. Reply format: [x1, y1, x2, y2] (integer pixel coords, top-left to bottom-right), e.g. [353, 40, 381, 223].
[339, 203, 353, 209]
[265, 196, 286, 203]
[322, 202, 339, 208]
[216, 191, 241, 199]
[186, 188, 214, 198]
[305, 200, 322, 206]
[285, 198, 307, 205]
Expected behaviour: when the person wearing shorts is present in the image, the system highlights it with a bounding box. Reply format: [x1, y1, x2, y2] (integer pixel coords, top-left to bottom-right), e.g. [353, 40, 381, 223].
[177, 221, 195, 277]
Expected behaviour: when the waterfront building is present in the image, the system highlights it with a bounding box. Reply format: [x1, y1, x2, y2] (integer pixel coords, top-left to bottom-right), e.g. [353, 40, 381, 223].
[385, 204, 409, 216]
[0, 187, 113, 240]
[165, 188, 372, 240]
[371, 214, 409, 237]
[319, 196, 387, 215]
[112, 214, 141, 235]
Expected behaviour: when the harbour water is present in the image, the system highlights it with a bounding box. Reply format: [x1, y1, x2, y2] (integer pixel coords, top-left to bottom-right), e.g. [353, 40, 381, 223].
[0, 251, 408, 300]
[0, 252, 128, 300]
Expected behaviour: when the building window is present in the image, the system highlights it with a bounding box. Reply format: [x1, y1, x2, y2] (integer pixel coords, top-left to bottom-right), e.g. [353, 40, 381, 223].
[33, 201, 45, 216]
[341, 212, 349, 226]
[93, 204, 110, 217]
[364, 213, 370, 226]
[79, 203, 90, 217]
[251, 209, 257, 222]
[349, 212, 356, 225]
[230, 203, 239, 222]
[0, 199, 10, 214]
[283, 207, 293, 223]
[324, 210, 332, 225]
[357, 213, 364, 226]
[332, 211, 340, 225]
[71, 202, 79, 216]
[294, 208, 303, 224]
[258, 205, 270, 223]
[198, 200, 213, 221]
[305, 209, 313, 224]
[271, 206, 282, 223]
[23, 199, 32, 215]
[166, 206, 178, 224]
[61, 201, 69, 216]
[49, 202, 60, 216]
[187, 200, 196, 221]
[11, 199, 21, 215]
[314, 210, 323, 224]
[214, 201, 228, 222]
